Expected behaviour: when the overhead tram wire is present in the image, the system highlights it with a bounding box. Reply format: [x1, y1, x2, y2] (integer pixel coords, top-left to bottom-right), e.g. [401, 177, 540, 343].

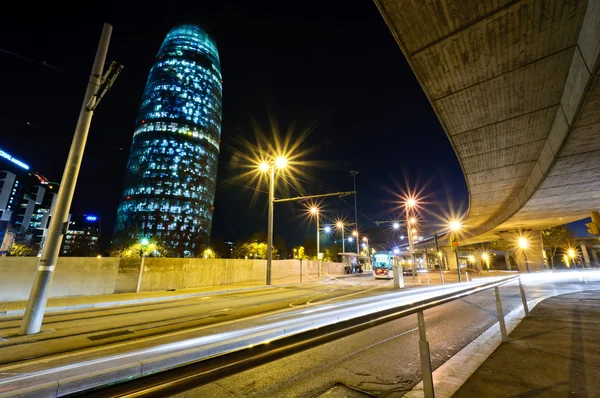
[0, 47, 101, 86]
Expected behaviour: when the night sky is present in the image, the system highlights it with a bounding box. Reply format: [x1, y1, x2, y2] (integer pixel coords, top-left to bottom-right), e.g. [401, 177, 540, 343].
[2, 1, 497, 250]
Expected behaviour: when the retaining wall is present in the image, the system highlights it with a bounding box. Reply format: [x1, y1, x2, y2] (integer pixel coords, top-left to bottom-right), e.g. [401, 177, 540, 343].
[0, 257, 345, 301]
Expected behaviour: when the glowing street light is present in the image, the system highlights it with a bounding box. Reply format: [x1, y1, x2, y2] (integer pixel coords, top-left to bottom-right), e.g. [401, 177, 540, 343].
[482, 252, 490, 271]
[406, 198, 417, 208]
[518, 237, 530, 273]
[409, 217, 417, 225]
[392, 222, 400, 230]
[308, 205, 321, 276]
[567, 248, 577, 268]
[136, 237, 151, 293]
[324, 225, 332, 234]
[335, 221, 345, 253]
[449, 220, 462, 282]
[518, 237, 528, 249]
[259, 155, 289, 285]
[275, 156, 287, 169]
[450, 220, 461, 231]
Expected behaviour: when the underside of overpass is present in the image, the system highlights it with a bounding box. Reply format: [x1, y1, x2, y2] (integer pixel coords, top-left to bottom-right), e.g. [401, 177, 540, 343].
[375, 0, 600, 244]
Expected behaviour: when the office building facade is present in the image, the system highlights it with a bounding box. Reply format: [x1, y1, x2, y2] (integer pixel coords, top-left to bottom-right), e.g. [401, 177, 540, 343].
[115, 24, 223, 257]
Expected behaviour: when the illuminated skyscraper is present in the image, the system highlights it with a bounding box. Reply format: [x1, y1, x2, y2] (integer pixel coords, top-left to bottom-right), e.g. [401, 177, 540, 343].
[115, 24, 222, 257]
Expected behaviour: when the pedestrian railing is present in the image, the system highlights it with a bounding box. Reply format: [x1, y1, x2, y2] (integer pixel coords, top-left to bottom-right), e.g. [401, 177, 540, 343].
[69, 275, 530, 397]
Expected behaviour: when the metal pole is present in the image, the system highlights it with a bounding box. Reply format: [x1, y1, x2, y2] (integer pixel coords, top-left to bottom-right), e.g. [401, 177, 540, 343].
[20, 24, 112, 335]
[299, 259, 303, 283]
[417, 311, 435, 398]
[494, 286, 509, 343]
[136, 252, 145, 293]
[351, 171, 359, 258]
[341, 227, 345, 254]
[266, 167, 274, 285]
[455, 248, 462, 283]
[524, 251, 530, 273]
[433, 232, 444, 285]
[317, 211, 321, 278]
[518, 277, 529, 317]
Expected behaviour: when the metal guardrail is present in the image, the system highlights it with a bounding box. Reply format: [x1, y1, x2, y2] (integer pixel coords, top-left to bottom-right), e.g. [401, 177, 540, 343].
[73, 275, 529, 398]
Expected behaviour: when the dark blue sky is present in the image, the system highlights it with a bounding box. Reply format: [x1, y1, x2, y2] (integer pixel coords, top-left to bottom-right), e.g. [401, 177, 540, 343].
[1, 1, 590, 248]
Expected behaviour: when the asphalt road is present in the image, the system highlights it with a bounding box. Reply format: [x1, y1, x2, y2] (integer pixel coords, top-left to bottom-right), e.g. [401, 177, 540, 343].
[0, 276, 390, 365]
[167, 275, 600, 398]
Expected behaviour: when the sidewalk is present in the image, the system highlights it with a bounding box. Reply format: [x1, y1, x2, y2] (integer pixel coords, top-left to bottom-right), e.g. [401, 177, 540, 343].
[454, 290, 600, 397]
[0, 273, 369, 316]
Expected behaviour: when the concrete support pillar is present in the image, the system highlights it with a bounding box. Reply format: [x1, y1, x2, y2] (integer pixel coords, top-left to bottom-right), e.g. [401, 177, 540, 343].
[441, 246, 458, 270]
[579, 241, 591, 268]
[503, 250, 512, 270]
[592, 248, 599, 265]
[498, 230, 545, 273]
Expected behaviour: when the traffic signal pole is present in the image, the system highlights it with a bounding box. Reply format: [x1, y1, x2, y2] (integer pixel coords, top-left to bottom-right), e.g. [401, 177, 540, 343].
[20, 24, 113, 335]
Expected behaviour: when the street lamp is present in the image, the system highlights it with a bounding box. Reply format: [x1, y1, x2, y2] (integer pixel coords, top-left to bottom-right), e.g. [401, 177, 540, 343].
[392, 222, 400, 230]
[336, 221, 345, 253]
[259, 156, 288, 285]
[518, 237, 530, 273]
[482, 252, 490, 271]
[324, 225, 332, 234]
[567, 248, 576, 268]
[310, 206, 321, 276]
[405, 198, 418, 278]
[449, 220, 462, 282]
[136, 237, 151, 293]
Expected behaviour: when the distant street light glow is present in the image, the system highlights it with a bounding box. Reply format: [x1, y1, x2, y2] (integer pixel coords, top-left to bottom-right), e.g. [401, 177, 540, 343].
[275, 156, 288, 169]
[406, 198, 416, 207]
[409, 217, 417, 224]
[392, 222, 400, 229]
[336, 221, 343, 229]
[259, 162, 269, 172]
[324, 225, 331, 234]
[310, 206, 318, 214]
[518, 237, 528, 249]
[450, 220, 461, 231]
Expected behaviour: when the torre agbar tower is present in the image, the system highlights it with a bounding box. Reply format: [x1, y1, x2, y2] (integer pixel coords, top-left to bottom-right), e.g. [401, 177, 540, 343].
[115, 24, 222, 257]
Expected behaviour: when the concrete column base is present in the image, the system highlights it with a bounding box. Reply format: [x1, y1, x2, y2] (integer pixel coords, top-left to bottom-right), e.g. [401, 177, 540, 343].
[441, 246, 458, 270]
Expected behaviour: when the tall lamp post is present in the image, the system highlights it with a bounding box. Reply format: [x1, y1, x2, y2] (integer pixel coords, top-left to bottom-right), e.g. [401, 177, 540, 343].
[518, 237, 530, 273]
[310, 206, 321, 277]
[259, 156, 288, 285]
[482, 252, 490, 271]
[350, 171, 359, 254]
[450, 220, 462, 282]
[405, 198, 417, 278]
[336, 221, 345, 253]
[136, 238, 150, 293]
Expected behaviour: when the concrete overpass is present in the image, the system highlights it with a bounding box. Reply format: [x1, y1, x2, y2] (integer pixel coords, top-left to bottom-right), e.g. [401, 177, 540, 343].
[375, 0, 600, 269]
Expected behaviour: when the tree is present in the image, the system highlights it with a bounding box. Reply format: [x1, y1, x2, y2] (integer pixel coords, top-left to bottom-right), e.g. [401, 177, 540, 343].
[232, 233, 271, 259]
[10, 243, 36, 256]
[302, 237, 316, 259]
[542, 226, 575, 269]
[274, 235, 287, 259]
[110, 241, 168, 258]
[211, 237, 231, 258]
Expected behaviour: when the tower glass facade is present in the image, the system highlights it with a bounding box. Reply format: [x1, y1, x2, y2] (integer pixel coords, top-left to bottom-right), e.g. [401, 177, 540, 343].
[115, 24, 222, 257]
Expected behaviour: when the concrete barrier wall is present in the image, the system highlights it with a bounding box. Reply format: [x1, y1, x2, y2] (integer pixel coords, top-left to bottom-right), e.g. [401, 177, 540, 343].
[0, 257, 345, 300]
[0, 257, 120, 301]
